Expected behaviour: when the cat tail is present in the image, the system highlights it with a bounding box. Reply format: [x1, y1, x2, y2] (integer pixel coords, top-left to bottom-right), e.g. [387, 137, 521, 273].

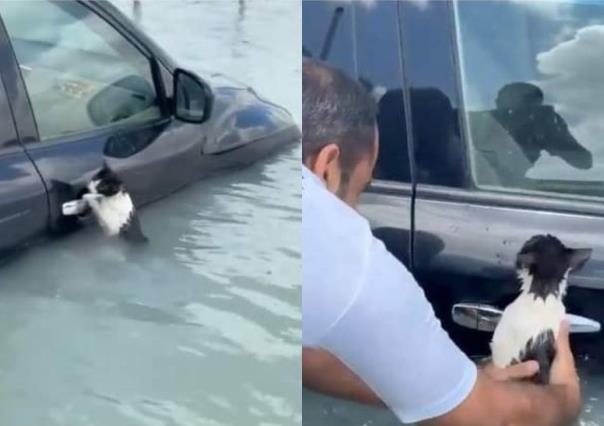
[520, 329, 556, 385]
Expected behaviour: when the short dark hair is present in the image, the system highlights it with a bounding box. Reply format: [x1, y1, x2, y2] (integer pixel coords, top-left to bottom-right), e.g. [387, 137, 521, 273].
[302, 59, 377, 172]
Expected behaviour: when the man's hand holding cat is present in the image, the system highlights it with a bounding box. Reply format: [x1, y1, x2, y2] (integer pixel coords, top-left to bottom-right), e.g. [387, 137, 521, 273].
[549, 320, 581, 422]
[481, 359, 539, 382]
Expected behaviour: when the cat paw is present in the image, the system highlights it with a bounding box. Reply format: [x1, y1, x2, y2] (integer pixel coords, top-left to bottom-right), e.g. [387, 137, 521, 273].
[82, 193, 103, 202]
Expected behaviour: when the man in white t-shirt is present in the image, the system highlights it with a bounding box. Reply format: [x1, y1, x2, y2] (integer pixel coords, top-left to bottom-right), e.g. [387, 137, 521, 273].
[302, 58, 581, 425]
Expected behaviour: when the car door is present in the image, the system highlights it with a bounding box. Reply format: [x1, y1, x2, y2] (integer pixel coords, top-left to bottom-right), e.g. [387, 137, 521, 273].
[403, 0, 604, 355]
[0, 43, 47, 254]
[303, 0, 414, 267]
[0, 0, 206, 231]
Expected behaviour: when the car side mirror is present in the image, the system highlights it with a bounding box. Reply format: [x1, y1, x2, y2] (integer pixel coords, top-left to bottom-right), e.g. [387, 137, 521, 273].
[173, 68, 213, 123]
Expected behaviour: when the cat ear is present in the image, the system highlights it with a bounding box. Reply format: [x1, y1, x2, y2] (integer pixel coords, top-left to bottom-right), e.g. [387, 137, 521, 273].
[567, 248, 592, 271]
[516, 252, 537, 268]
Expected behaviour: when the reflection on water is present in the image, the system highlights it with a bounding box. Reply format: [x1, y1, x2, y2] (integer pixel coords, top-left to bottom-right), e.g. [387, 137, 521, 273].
[0, 1, 300, 425]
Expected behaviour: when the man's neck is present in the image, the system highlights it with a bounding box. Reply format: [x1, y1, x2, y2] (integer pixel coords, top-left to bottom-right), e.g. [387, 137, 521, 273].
[302, 164, 321, 182]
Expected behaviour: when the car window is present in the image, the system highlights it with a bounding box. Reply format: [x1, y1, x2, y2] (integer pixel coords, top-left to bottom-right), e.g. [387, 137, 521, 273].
[302, 2, 355, 74]
[0, 78, 17, 150]
[399, 0, 466, 188]
[455, 0, 604, 199]
[354, 1, 410, 183]
[0, 0, 162, 141]
[302, 1, 411, 183]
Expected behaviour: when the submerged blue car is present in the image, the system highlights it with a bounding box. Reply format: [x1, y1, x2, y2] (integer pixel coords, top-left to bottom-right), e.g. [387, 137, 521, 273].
[303, 0, 603, 357]
[0, 0, 299, 256]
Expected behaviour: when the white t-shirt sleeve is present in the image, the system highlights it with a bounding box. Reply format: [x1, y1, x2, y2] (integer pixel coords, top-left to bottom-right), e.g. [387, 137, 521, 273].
[302, 167, 477, 423]
[309, 238, 477, 424]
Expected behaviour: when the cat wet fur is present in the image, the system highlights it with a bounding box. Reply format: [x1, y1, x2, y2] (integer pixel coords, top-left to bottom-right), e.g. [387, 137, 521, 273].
[491, 234, 591, 384]
[83, 164, 148, 243]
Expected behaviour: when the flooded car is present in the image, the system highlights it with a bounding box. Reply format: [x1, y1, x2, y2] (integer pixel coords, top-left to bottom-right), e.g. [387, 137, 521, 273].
[0, 0, 300, 256]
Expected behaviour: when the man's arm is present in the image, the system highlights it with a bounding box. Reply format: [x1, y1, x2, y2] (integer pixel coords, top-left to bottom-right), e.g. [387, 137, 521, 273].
[424, 371, 578, 426]
[302, 348, 540, 406]
[304, 322, 581, 426]
[425, 322, 580, 426]
[303, 347, 383, 406]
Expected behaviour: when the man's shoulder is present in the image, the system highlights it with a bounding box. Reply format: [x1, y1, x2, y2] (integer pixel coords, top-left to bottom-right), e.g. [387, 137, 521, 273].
[302, 167, 422, 345]
[302, 167, 371, 237]
[302, 167, 376, 344]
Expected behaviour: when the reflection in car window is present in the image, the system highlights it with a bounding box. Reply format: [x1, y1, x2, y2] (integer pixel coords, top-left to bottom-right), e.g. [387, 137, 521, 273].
[302, 1, 411, 183]
[399, 0, 466, 187]
[0, 0, 162, 141]
[354, 1, 410, 183]
[302, 2, 355, 74]
[455, 0, 604, 198]
[0, 79, 16, 150]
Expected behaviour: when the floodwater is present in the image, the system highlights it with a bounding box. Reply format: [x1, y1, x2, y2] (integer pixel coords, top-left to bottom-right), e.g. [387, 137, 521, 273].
[0, 1, 300, 425]
[303, 344, 604, 425]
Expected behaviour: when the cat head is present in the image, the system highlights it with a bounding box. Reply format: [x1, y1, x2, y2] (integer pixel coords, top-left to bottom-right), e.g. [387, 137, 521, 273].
[516, 234, 591, 300]
[88, 163, 124, 196]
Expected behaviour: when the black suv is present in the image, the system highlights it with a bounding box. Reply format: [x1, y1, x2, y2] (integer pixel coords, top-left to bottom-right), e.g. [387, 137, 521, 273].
[303, 0, 604, 359]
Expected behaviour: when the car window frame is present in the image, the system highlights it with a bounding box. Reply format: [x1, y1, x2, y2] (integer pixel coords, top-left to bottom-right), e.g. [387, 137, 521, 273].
[0, 0, 170, 148]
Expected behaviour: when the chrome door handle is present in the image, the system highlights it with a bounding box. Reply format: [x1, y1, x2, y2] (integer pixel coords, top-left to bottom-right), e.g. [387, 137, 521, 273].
[62, 199, 88, 216]
[451, 303, 601, 334]
[566, 313, 601, 333]
[452, 303, 502, 332]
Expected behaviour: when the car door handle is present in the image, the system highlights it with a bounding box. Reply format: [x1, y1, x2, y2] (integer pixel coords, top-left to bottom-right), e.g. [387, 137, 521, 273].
[62, 199, 88, 216]
[451, 303, 601, 334]
[451, 303, 502, 332]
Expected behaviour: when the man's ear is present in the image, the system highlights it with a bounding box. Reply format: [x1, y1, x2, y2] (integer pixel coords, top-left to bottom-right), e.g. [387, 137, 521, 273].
[310, 143, 342, 195]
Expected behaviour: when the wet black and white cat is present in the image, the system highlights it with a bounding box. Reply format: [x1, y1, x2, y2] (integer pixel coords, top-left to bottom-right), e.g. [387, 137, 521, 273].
[491, 234, 591, 384]
[82, 165, 148, 243]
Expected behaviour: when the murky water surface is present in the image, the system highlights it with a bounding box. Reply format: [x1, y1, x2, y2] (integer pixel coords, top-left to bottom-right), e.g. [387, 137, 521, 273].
[303, 342, 604, 425]
[0, 1, 301, 425]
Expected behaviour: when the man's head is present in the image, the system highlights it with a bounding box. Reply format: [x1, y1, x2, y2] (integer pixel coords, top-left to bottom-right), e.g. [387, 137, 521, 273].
[302, 59, 378, 207]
